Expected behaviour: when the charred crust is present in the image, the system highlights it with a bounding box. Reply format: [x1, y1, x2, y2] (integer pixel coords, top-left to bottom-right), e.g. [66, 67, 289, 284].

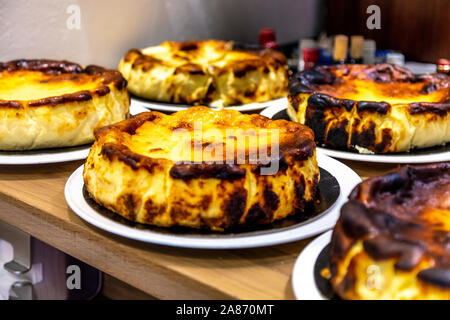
[350, 121, 376, 150]
[0, 59, 83, 74]
[223, 190, 247, 227]
[95, 112, 160, 138]
[94, 86, 111, 96]
[325, 119, 349, 150]
[374, 128, 393, 153]
[170, 163, 246, 181]
[178, 41, 199, 51]
[364, 63, 415, 83]
[169, 206, 192, 222]
[305, 106, 326, 145]
[409, 102, 450, 116]
[101, 143, 163, 173]
[330, 163, 450, 288]
[363, 236, 425, 270]
[336, 262, 357, 295]
[356, 101, 390, 114]
[232, 61, 260, 78]
[418, 268, 450, 288]
[289, 66, 336, 96]
[289, 96, 299, 112]
[129, 50, 163, 72]
[117, 193, 138, 221]
[28, 90, 92, 107]
[124, 49, 141, 62]
[307, 94, 355, 112]
[284, 141, 316, 161]
[340, 201, 377, 238]
[174, 63, 205, 75]
[252, 155, 289, 175]
[245, 203, 272, 224]
[200, 195, 212, 210]
[263, 185, 279, 211]
[0, 59, 127, 108]
[420, 82, 437, 94]
[294, 175, 306, 211]
[0, 100, 22, 109]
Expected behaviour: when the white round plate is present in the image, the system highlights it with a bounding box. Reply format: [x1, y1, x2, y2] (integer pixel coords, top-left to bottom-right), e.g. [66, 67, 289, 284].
[260, 104, 450, 164]
[292, 230, 332, 300]
[0, 104, 149, 165]
[131, 96, 288, 113]
[65, 153, 361, 249]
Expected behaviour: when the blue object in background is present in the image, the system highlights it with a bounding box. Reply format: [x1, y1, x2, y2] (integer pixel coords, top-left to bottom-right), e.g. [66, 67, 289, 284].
[319, 48, 333, 65]
[375, 50, 392, 64]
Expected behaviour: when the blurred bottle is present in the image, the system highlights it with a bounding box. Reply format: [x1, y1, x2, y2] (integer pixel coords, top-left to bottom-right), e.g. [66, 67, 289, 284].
[333, 35, 348, 64]
[349, 35, 364, 64]
[259, 28, 280, 49]
[386, 52, 405, 66]
[302, 48, 320, 70]
[318, 33, 333, 65]
[437, 59, 450, 74]
[297, 38, 317, 71]
[362, 39, 376, 64]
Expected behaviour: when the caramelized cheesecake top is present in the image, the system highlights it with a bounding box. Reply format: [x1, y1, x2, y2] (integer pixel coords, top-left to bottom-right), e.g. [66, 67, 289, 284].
[124, 40, 287, 76]
[331, 163, 450, 288]
[0, 59, 126, 108]
[94, 106, 316, 176]
[289, 64, 449, 114]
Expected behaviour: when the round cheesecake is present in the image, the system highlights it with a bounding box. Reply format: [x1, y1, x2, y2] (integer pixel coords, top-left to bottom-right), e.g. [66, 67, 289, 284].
[329, 163, 450, 299]
[0, 59, 130, 150]
[288, 64, 449, 153]
[118, 40, 288, 108]
[83, 106, 319, 231]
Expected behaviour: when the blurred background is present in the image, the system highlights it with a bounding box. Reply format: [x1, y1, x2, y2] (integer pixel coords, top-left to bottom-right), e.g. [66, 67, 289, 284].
[0, 0, 325, 68]
[0, 0, 448, 68]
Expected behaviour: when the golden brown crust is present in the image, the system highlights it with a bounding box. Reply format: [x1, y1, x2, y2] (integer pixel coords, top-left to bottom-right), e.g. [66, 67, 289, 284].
[329, 163, 450, 299]
[0, 59, 130, 150]
[118, 40, 288, 107]
[84, 107, 319, 231]
[0, 59, 127, 109]
[288, 64, 450, 153]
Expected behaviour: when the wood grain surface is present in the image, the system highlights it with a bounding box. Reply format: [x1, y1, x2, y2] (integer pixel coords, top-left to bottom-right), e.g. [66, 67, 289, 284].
[0, 159, 397, 299]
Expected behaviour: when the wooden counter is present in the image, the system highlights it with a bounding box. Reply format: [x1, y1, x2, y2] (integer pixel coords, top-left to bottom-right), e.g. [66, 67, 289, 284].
[0, 159, 397, 299]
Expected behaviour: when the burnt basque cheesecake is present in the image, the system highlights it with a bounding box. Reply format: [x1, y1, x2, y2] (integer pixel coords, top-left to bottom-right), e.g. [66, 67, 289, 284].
[83, 107, 319, 231]
[288, 64, 449, 153]
[118, 40, 288, 107]
[329, 163, 450, 299]
[0, 59, 129, 150]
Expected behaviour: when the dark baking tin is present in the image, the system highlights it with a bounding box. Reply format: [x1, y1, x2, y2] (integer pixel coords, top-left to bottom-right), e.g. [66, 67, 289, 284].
[313, 244, 340, 300]
[83, 167, 340, 239]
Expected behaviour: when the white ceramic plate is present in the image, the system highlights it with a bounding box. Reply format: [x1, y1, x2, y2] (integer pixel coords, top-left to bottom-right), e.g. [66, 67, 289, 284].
[260, 104, 450, 164]
[292, 230, 332, 300]
[0, 104, 149, 165]
[131, 96, 288, 113]
[65, 153, 361, 249]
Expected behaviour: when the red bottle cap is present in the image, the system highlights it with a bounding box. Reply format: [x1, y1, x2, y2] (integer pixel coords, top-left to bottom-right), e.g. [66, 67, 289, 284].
[437, 58, 450, 74]
[303, 48, 319, 63]
[437, 58, 450, 66]
[259, 28, 277, 46]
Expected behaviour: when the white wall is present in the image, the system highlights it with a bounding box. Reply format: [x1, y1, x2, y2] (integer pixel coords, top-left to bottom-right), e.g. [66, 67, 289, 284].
[0, 0, 324, 68]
